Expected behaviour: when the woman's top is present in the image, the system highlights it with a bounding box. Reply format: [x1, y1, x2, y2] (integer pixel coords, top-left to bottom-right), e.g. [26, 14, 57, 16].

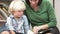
[25, 0, 57, 28]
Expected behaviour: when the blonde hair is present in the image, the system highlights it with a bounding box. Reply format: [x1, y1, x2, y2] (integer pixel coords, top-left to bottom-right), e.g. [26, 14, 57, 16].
[9, 0, 26, 14]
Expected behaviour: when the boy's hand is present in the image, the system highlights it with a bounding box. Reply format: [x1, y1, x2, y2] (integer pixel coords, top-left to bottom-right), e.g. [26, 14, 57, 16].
[10, 30, 15, 34]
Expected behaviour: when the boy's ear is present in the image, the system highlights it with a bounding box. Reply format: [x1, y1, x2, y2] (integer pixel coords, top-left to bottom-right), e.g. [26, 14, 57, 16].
[11, 11, 15, 15]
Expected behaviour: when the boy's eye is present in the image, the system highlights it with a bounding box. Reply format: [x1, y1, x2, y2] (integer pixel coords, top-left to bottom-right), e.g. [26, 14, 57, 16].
[18, 11, 21, 12]
[31, 0, 37, 1]
[18, 11, 24, 12]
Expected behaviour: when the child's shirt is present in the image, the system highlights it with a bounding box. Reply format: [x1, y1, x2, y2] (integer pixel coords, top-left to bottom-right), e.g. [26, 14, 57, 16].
[5, 14, 30, 34]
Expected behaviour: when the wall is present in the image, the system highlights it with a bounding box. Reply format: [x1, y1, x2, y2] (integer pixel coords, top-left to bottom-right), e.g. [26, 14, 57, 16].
[55, 0, 60, 31]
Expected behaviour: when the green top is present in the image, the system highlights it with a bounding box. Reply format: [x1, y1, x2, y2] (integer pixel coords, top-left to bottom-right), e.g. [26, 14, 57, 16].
[25, 0, 57, 28]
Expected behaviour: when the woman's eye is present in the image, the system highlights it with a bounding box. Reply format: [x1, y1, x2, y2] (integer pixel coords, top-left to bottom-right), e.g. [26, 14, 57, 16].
[30, 0, 32, 1]
[35, 0, 37, 1]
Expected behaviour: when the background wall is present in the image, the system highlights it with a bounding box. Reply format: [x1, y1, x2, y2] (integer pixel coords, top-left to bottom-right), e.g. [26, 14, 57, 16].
[55, 0, 60, 31]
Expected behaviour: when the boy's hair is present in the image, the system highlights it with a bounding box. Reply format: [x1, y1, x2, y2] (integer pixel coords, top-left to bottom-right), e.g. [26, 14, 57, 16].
[9, 0, 26, 14]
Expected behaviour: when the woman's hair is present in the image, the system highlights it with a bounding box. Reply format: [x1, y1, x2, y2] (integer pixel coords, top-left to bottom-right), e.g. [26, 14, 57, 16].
[9, 0, 26, 14]
[26, 0, 42, 6]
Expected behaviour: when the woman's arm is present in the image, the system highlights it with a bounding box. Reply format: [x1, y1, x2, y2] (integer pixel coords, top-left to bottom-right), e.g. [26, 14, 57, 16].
[37, 0, 56, 30]
[46, 1, 57, 28]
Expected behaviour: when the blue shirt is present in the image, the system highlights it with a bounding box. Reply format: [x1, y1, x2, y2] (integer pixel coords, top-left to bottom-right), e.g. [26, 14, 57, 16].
[5, 14, 30, 34]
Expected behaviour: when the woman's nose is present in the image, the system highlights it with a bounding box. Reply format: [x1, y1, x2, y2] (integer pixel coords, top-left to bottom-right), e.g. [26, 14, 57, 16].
[31, 2, 35, 4]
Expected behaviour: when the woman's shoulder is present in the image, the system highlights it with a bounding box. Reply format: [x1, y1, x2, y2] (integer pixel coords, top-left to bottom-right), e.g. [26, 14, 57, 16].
[42, 0, 51, 3]
[43, 0, 50, 2]
[7, 14, 14, 20]
[42, 0, 51, 6]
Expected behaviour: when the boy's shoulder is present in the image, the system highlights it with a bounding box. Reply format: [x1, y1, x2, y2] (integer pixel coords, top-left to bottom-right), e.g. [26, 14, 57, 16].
[22, 15, 27, 18]
[22, 15, 27, 19]
[7, 14, 14, 20]
[7, 15, 27, 20]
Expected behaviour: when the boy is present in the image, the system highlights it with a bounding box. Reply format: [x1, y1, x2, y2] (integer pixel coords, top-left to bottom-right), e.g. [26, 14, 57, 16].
[1, 0, 30, 34]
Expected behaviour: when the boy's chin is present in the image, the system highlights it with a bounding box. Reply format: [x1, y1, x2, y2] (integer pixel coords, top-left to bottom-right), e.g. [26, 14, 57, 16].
[17, 15, 22, 18]
[18, 16, 22, 18]
[18, 17, 20, 18]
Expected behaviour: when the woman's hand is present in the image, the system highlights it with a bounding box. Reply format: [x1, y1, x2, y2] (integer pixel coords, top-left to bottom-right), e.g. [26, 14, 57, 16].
[32, 24, 48, 34]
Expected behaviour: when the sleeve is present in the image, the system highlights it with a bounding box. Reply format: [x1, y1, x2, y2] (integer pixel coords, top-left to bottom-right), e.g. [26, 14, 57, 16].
[23, 15, 30, 34]
[5, 17, 15, 30]
[47, 1, 57, 28]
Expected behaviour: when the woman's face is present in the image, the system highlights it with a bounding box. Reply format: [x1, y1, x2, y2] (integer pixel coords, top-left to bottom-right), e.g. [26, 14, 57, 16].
[29, 0, 39, 7]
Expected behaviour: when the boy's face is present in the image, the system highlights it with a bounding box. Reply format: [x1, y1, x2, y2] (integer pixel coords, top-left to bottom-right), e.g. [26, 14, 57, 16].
[13, 10, 24, 18]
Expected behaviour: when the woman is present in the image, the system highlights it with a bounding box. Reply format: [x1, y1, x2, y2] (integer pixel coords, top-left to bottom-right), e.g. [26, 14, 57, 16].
[25, 0, 59, 34]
